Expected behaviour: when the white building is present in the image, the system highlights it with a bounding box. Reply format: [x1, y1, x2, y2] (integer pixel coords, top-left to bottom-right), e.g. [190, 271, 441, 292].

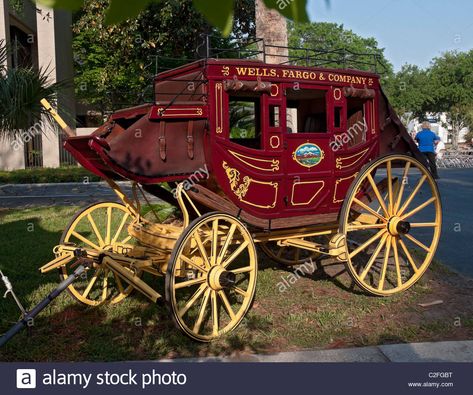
[408, 113, 469, 145]
[0, 0, 76, 170]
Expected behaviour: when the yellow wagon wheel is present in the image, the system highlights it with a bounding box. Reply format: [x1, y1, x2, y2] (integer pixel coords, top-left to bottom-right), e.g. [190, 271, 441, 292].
[260, 237, 323, 266]
[340, 155, 442, 296]
[165, 212, 257, 342]
[59, 202, 139, 306]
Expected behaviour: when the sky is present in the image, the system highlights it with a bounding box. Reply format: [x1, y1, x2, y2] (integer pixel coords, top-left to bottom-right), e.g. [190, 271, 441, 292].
[307, 0, 473, 71]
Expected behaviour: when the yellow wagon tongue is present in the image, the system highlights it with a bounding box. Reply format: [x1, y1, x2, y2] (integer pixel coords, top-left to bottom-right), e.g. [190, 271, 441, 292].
[40, 98, 75, 138]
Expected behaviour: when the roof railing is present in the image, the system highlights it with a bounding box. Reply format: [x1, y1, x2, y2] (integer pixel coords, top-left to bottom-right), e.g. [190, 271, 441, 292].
[152, 34, 388, 74]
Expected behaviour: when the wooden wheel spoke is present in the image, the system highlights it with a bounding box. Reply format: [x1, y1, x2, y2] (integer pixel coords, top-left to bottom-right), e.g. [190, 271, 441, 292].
[231, 266, 253, 274]
[349, 229, 386, 259]
[218, 290, 236, 320]
[392, 237, 402, 287]
[217, 223, 237, 265]
[102, 268, 109, 301]
[211, 290, 219, 336]
[386, 160, 394, 215]
[394, 162, 411, 213]
[174, 277, 206, 290]
[114, 272, 125, 294]
[105, 206, 112, 245]
[71, 230, 101, 251]
[111, 212, 129, 245]
[178, 283, 207, 318]
[210, 219, 219, 266]
[347, 223, 386, 231]
[180, 255, 207, 273]
[276, 245, 286, 259]
[294, 247, 301, 262]
[398, 175, 426, 216]
[377, 236, 392, 291]
[403, 233, 431, 253]
[401, 197, 437, 220]
[398, 238, 418, 273]
[222, 240, 249, 269]
[87, 214, 104, 247]
[194, 231, 211, 269]
[353, 197, 387, 222]
[82, 267, 102, 298]
[367, 173, 389, 217]
[410, 222, 438, 228]
[233, 286, 248, 298]
[120, 235, 132, 244]
[359, 233, 388, 281]
[193, 289, 211, 334]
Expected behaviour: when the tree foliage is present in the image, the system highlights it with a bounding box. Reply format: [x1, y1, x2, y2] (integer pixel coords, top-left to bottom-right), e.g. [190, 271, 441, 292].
[0, 40, 64, 140]
[386, 50, 473, 148]
[384, 64, 429, 118]
[73, 0, 255, 111]
[37, 0, 309, 35]
[288, 22, 393, 75]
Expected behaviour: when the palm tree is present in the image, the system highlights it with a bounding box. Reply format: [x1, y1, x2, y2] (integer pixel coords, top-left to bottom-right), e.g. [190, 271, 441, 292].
[0, 39, 65, 140]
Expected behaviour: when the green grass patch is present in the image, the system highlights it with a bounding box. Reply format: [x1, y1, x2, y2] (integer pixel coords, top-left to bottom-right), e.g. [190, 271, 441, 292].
[0, 206, 472, 361]
[0, 167, 101, 184]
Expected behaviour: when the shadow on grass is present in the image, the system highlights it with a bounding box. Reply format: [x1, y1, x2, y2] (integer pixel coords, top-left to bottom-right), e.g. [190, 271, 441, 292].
[0, 215, 274, 362]
[257, 248, 372, 297]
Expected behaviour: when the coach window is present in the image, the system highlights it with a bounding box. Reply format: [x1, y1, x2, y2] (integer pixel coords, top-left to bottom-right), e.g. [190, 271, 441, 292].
[229, 94, 262, 149]
[346, 97, 367, 148]
[286, 88, 327, 133]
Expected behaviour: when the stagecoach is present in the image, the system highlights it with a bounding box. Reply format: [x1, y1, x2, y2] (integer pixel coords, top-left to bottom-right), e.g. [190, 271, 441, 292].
[37, 44, 442, 342]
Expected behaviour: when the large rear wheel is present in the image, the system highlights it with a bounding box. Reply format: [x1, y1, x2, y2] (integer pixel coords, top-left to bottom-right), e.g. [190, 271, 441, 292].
[340, 155, 442, 296]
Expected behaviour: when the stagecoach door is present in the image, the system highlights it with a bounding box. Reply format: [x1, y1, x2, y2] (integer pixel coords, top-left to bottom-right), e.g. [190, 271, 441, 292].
[281, 83, 334, 214]
[329, 86, 377, 209]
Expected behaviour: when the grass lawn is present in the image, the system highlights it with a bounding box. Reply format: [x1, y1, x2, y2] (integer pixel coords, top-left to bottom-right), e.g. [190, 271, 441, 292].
[0, 206, 472, 361]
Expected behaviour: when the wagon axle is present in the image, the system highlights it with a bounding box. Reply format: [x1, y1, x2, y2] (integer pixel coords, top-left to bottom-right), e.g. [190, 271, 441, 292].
[388, 217, 411, 236]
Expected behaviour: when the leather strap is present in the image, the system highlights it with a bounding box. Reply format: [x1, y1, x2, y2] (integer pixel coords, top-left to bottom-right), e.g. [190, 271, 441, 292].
[187, 120, 194, 159]
[158, 121, 166, 161]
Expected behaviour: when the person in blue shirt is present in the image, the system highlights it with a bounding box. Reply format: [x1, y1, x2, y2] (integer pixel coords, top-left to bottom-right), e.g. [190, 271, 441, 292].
[415, 121, 441, 179]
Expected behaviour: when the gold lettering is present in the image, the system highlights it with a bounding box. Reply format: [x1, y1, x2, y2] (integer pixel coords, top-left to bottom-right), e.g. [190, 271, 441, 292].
[236, 67, 247, 76]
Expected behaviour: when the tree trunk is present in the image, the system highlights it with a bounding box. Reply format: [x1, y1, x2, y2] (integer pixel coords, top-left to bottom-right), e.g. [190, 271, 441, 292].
[255, 0, 288, 64]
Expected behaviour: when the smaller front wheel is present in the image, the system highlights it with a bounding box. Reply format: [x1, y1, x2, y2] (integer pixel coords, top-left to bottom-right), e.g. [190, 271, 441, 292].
[165, 212, 257, 342]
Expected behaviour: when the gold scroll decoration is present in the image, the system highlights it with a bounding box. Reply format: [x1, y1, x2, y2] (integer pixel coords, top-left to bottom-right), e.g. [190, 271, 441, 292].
[215, 83, 223, 134]
[222, 161, 278, 209]
[291, 180, 325, 206]
[335, 148, 369, 170]
[229, 150, 279, 172]
[333, 173, 358, 203]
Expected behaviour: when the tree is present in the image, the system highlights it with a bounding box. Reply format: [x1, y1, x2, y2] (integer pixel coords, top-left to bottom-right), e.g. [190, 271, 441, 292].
[37, 0, 309, 35]
[384, 64, 429, 119]
[288, 21, 393, 76]
[0, 40, 63, 140]
[424, 51, 473, 149]
[72, 0, 255, 111]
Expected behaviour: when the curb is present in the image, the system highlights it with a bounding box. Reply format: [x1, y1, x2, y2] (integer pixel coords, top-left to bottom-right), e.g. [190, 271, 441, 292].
[157, 340, 473, 363]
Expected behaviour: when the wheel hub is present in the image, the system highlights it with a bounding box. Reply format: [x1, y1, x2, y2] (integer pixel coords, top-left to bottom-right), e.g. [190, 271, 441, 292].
[208, 266, 236, 290]
[388, 216, 410, 236]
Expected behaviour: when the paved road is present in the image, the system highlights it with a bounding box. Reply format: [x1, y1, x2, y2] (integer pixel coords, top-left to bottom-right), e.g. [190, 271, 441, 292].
[426, 168, 473, 277]
[0, 182, 160, 208]
[0, 168, 472, 277]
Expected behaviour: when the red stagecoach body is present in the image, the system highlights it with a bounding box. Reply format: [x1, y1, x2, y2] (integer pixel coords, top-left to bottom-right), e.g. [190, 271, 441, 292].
[65, 58, 423, 229]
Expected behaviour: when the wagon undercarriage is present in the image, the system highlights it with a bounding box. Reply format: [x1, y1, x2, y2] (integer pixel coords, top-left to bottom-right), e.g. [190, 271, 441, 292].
[38, 153, 441, 341]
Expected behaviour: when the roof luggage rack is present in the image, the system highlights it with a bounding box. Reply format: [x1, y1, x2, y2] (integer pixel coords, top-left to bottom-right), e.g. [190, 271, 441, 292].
[153, 34, 389, 74]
